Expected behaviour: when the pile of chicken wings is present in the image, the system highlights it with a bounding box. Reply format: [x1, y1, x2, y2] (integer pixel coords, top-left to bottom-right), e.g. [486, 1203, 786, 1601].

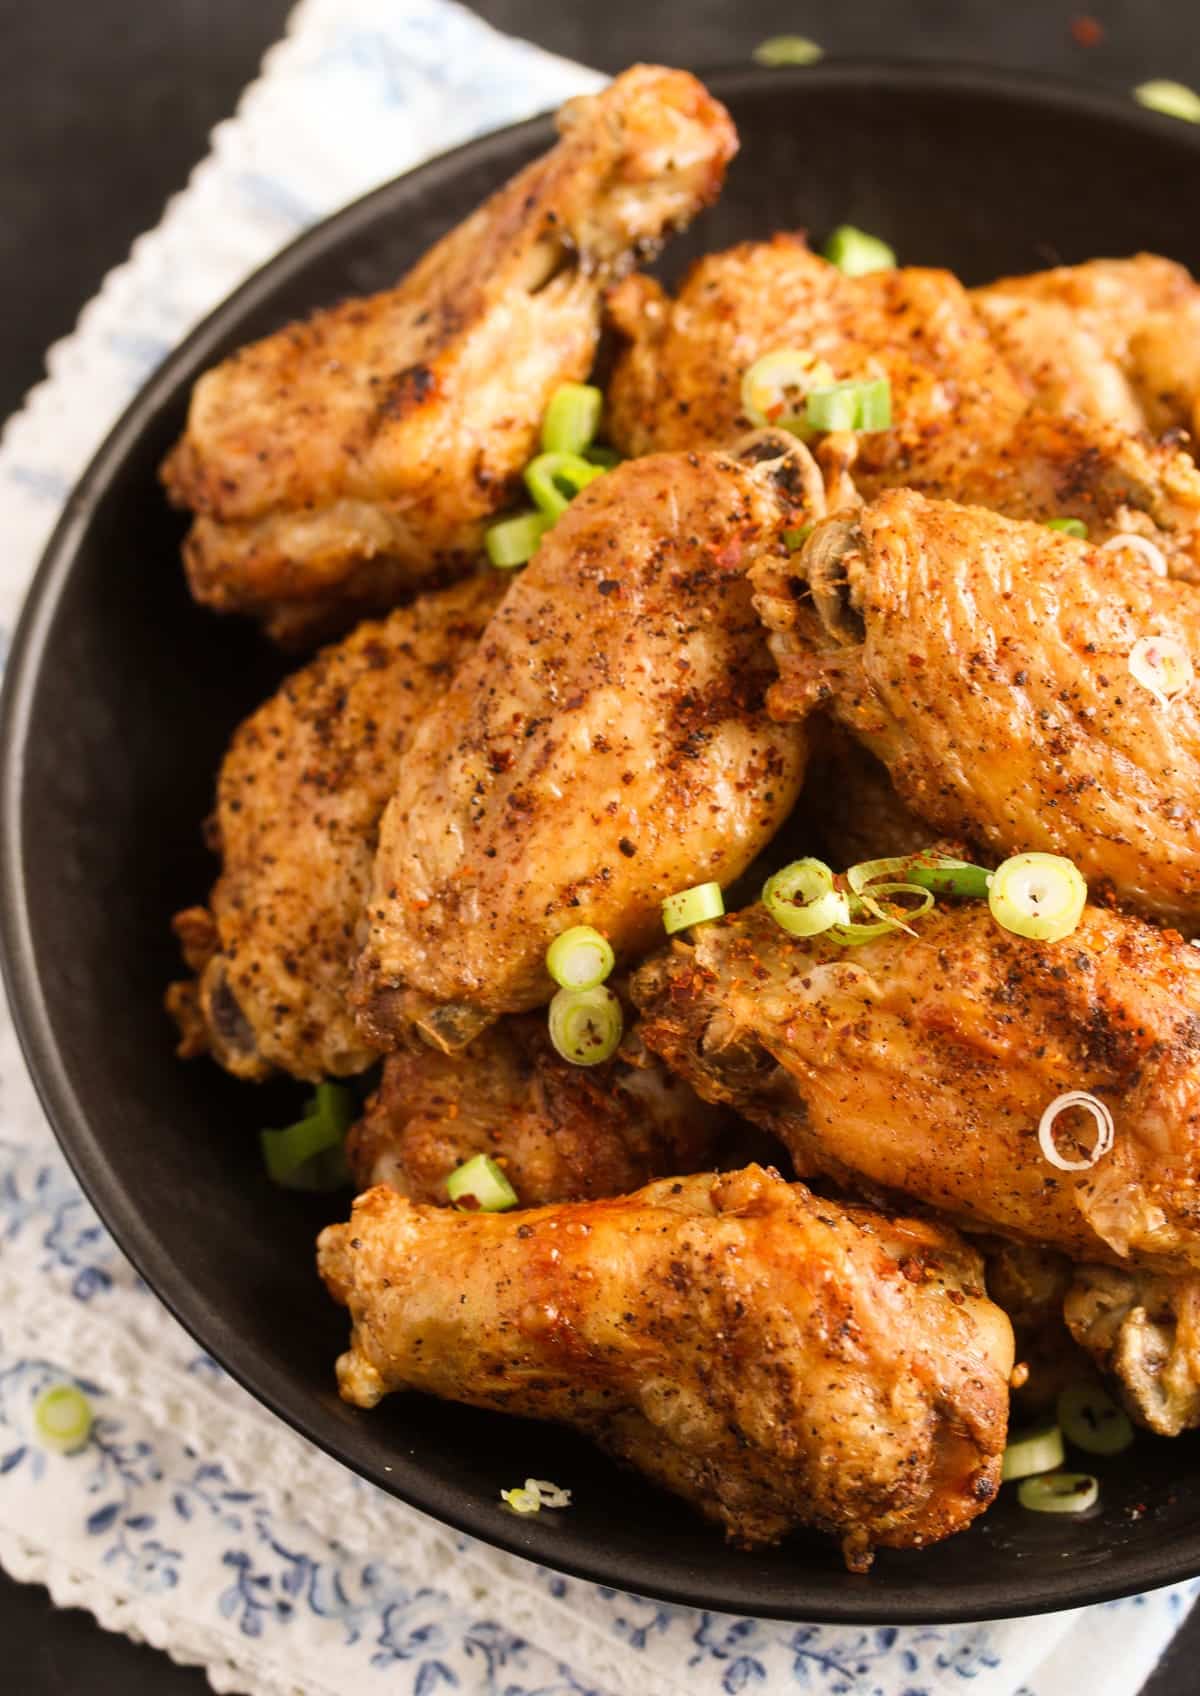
[162, 65, 1200, 1572]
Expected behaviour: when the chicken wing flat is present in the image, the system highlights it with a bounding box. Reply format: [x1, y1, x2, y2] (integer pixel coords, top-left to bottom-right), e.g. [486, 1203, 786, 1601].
[347, 1013, 723, 1205]
[353, 447, 809, 1051]
[754, 491, 1200, 925]
[974, 254, 1200, 438]
[317, 1164, 1012, 1567]
[1065, 1264, 1200, 1436]
[632, 901, 1200, 1270]
[162, 66, 736, 643]
[607, 238, 1200, 570]
[167, 573, 504, 1081]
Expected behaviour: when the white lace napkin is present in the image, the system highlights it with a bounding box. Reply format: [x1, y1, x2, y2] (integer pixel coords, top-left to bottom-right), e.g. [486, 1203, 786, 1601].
[0, 2, 1195, 1691]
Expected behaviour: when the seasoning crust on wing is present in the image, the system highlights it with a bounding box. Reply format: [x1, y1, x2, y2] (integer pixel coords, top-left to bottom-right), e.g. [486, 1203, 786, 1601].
[168, 573, 504, 1082]
[317, 1164, 1013, 1568]
[353, 448, 809, 1050]
[754, 490, 1200, 925]
[347, 1014, 724, 1205]
[632, 901, 1200, 1271]
[162, 66, 737, 643]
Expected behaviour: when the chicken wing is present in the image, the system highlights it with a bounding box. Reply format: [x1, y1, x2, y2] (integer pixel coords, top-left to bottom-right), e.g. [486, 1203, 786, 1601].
[162, 66, 737, 643]
[607, 238, 1200, 571]
[1065, 1264, 1200, 1436]
[347, 1013, 723, 1205]
[317, 1164, 1012, 1567]
[632, 901, 1200, 1270]
[754, 491, 1200, 925]
[974, 254, 1200, 438]
[352, 446, 809, 1051]
[167, 573, 504, 1081]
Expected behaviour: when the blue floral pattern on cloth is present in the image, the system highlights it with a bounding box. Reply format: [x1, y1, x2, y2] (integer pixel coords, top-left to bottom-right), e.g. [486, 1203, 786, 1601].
[0, 2, 1196, 1692]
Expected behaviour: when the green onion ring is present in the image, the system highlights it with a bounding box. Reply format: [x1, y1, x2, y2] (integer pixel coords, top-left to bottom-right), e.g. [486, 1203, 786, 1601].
[548, 985, 623, 1066]
[1057, 1385, 1135, 1457]
[445, 1153, 518, 1212]
[988, 852, 1087, 942]
[546, 924, 615, 991]
[762, 859, 849, 938]
[541, 383, 603, 455]
[485, 509, 552, 569]
[1001, 1422, 1065, 1482]
[662, 881, 725, 935]
[524, 451, 606, 518]
[1018, 1471, 1100, 1515]
[822, 224, 896, 277]
[33, 1384, 94, 1454]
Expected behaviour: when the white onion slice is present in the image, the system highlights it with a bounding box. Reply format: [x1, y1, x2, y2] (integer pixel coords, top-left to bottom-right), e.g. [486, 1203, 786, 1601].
[1129, 634, 1194, 709]
[1038, 1091, 1115, 1171]
[1100, 533, 1168, 577]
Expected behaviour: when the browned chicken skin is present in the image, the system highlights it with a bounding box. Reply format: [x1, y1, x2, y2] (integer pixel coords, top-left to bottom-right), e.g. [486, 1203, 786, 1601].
[1065, 1264, 1200, 1436]
[162, 66, 737, 642]
[755, 491, 1200, 926]
[353, 446, 809, 1051]
[974, 254, 1200, 439]
[318, 1164, 1012, 1567]
[348, 1013, 723, 1205]
[607, 238, 1200, 572]
[167, 573, 504, 1081]
[632, 901, 1200, 1271]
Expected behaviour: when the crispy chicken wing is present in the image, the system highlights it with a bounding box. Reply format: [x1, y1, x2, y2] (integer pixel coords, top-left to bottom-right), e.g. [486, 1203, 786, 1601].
[974, 254, 1200, 438]
[347, 1014, 723, 1205]
[754, 491, 1200, 925]
[607, 238, 1200, 571]
[318, 1164, 1012, 1566]
[167, 573, 504, 1081]
[162, 66, 736, 643]
[632, 901, 1200, 1270]
[1065, 1264, 1200, 1436]
[352, 447, 809, 1051]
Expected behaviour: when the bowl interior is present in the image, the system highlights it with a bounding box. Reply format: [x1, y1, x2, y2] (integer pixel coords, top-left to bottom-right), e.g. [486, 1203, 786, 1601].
[6, 64, 1200, 1623]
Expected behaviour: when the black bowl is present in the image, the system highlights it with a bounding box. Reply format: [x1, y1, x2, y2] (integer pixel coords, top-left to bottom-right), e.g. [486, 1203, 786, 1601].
[5, 63, 1200, 1624]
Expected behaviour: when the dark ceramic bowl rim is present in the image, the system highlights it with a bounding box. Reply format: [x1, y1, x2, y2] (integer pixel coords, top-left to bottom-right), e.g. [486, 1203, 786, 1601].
[4, 61, 1200, 1624]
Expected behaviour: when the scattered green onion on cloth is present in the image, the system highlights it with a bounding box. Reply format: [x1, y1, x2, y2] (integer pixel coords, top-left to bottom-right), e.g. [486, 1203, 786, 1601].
[0, 1, 1196, 1692]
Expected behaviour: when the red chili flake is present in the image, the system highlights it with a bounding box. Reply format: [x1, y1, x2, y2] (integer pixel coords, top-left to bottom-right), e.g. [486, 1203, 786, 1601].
[1070, 14, 1103, 46]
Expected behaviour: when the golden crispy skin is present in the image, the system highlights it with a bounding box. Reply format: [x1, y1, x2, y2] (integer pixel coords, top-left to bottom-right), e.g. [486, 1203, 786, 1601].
[754, 491, 1200, 925]
[347, 1014, 724, 1205]
[353, 448, 809, 1050]
[632, 902, 1200, 1271]
[607, 238, 1200, 572]
[162, 67, 737, 643]
[317, 1164, 1012, 1566]
[1065, 1264, 1200, 1436]
[974, 254, 1200, 437]
[167, 574, 504, 1081]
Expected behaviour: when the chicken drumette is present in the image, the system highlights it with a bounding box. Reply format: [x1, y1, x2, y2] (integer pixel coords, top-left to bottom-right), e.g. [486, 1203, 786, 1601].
[162, 66, 737, 642]
[318, 1164, 1012, 1568]
[348, 1013, 724, 1206]
[353, 445, 809, 1052]
[754, 490, 1200, 926]
[168, 573, 503, 1081]
[633, 901, 1200, 1271]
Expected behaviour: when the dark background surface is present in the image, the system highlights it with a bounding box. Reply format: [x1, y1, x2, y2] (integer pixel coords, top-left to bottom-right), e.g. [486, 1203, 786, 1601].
[1, 0, 1198, 1689]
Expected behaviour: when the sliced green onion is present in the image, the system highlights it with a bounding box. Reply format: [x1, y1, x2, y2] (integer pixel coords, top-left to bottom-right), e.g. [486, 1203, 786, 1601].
[1134, 80, 1200, 124]
[1001, 1422, 1065, 1482]
[260, 1081, 354, 1191]
[902, 855, 993, 899]
[662, 881, 725, 935]
[847, 858, 937, 935]
[583, 444, 622, 470]
[1057, 1385, 1135, 1456]
[33, 1384, 94, 1454]
[1038, 1091, 1115, 1173]
[822, 225, 896, 277]
[446, 1152, 518, 1212]
[762, 859, 850, 938]
[988, 852, 1087, 942]
[500, 1485, 541, 1514]
[525, 451, 606, 518]
[1045, 517, 1088, 538]
[526, 1477, 572, 1508]
[753, 35, 823, 66]
[546, 924, 614, 991]
[805, 376, 892, 434]
[1101, 533, 1167, 577]
[784, 524, 814, 551]
[1018, 1471, 1099, 1515]
[541, 382, 603, 455]
[486, 509, 552, 569]
[827, 899, 907, 945]
[740, 349, 835, 431]
[548, 985, 623, 1066]
[1129, 634, 1194, 710]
